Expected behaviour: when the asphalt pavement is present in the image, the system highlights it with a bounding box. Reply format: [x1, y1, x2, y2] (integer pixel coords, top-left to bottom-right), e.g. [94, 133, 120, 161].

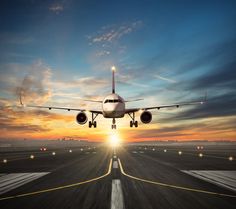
[0, 144, 236, 209]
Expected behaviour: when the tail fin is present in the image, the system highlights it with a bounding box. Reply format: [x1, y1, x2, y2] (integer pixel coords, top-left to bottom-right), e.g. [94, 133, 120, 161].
[111, 66, 116, 93]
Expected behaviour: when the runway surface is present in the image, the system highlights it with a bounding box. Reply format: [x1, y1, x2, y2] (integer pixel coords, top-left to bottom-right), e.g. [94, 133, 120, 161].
[0, 144, 236, 209]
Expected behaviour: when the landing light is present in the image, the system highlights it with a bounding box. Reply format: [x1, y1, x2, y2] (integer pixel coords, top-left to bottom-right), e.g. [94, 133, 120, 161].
[199, 153, 203, 158]
[111, 66, 116, 71]
[229, 156, 233, 161]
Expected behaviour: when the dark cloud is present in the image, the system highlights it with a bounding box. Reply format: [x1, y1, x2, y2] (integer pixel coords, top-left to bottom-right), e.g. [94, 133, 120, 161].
[177, 39, 236, 74]
[189, 61, 236, 91]
[159, 93, 236, 122]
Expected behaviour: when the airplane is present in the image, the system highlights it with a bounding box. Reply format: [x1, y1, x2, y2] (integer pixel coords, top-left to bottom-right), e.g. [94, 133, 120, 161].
[20, 66, 206, 129]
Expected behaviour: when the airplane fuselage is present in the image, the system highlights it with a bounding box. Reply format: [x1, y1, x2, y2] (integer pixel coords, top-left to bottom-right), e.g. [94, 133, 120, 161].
[102, 93, 125, 118]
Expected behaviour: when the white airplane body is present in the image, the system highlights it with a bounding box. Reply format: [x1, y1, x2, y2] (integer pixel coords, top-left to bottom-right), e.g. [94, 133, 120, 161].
[21, 66, 206, 129]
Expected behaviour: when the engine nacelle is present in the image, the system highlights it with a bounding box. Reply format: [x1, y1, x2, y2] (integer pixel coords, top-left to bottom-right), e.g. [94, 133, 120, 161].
[140, 111, 152, 124]
[76, 112, 88, 125]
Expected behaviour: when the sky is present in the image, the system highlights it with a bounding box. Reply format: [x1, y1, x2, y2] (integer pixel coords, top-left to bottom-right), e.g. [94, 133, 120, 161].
[0, 0, 236, 142]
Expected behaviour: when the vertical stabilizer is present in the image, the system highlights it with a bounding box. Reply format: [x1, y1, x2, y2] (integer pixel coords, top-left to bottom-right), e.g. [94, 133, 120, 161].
[111, 66, 116, 93]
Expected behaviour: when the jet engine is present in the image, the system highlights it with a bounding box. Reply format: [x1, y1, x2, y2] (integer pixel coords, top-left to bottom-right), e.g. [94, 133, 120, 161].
[76, 112, 88, 125]
[140, 111, 152, 124]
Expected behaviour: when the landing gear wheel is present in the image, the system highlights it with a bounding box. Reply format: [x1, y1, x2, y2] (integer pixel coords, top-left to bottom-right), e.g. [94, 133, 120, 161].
[128, 112, 138, 128]
[89, 112, 99, 128]
[111, 118, 117, 129]
[130, 121, 133, 127]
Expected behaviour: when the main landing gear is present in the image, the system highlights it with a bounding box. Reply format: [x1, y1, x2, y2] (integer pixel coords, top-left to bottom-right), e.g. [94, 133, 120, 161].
[89, 112, 98, 128]
[128, 112, 138, 128]
[111, 118, 116, 129]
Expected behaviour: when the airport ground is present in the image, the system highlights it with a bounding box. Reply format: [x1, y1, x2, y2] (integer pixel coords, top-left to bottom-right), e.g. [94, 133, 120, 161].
[0, 143, 236, 209]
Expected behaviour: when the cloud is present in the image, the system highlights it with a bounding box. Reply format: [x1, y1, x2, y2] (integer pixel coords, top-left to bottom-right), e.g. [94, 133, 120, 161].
[50, 76, 109, 95]
[189, 61, 236, 91]
[160, 92, 236, 121]
[15, 61, 52, 105]
[95, 50, 111, 57]
[154, 74, 177, 83]
[126, 115, 236, 140]
[90, 21, 142, 44]
[49, 3, 64, 14]
[0, 61, 53, 106]
[0, 103, 74, 135]
[177, 39, 236, 75]
[88, 21, 142, 57]
[116, 73, 149, 88]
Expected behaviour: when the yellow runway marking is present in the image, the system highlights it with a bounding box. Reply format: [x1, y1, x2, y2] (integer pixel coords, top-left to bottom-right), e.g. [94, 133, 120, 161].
[118, 158, 236, 198]
[0, 159, 112, 201]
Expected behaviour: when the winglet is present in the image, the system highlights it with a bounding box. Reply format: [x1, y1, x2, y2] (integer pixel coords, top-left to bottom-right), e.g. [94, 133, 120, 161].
[19, 92, 25, 107]
[200, 91, 207, 104]
[20, 93, 23, 106]
[204, 91, 208, 102]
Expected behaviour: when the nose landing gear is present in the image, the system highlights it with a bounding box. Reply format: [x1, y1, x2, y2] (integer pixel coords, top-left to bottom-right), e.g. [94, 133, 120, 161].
[128, 112, 138, 128]
[111, 118, 116, 129]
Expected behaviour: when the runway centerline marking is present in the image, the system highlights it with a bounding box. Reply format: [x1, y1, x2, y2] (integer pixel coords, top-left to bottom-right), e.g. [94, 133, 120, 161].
[111, 155, 125, 209]
[0, 159, 112, 201]
[118, 158, 236, 198]
[111, 179, 125, 209]
[113, 161, 118, 169]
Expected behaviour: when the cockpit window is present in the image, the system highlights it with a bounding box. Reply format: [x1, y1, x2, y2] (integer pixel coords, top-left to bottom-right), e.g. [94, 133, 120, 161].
[104, 99, 122, 103]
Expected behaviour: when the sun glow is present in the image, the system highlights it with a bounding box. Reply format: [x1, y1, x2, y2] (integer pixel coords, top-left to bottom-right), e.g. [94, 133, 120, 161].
[109, 132, 121, 147]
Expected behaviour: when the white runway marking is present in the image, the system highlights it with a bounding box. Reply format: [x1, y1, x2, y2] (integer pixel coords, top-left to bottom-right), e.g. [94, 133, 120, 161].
[113, 161, 118, 169]
[0, 172, 49, 195]
[182, 170, 236, 192]
[111, 179, 124, 209]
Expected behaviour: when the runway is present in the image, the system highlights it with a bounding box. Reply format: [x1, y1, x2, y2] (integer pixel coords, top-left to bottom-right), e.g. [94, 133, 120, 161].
[0, 144, 236, 209]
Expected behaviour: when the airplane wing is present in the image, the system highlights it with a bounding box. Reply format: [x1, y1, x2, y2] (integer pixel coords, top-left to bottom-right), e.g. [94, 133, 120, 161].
[125, 100, 206, 114]
[22, 104, 103, 114]
[19, 94, 103, 114]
